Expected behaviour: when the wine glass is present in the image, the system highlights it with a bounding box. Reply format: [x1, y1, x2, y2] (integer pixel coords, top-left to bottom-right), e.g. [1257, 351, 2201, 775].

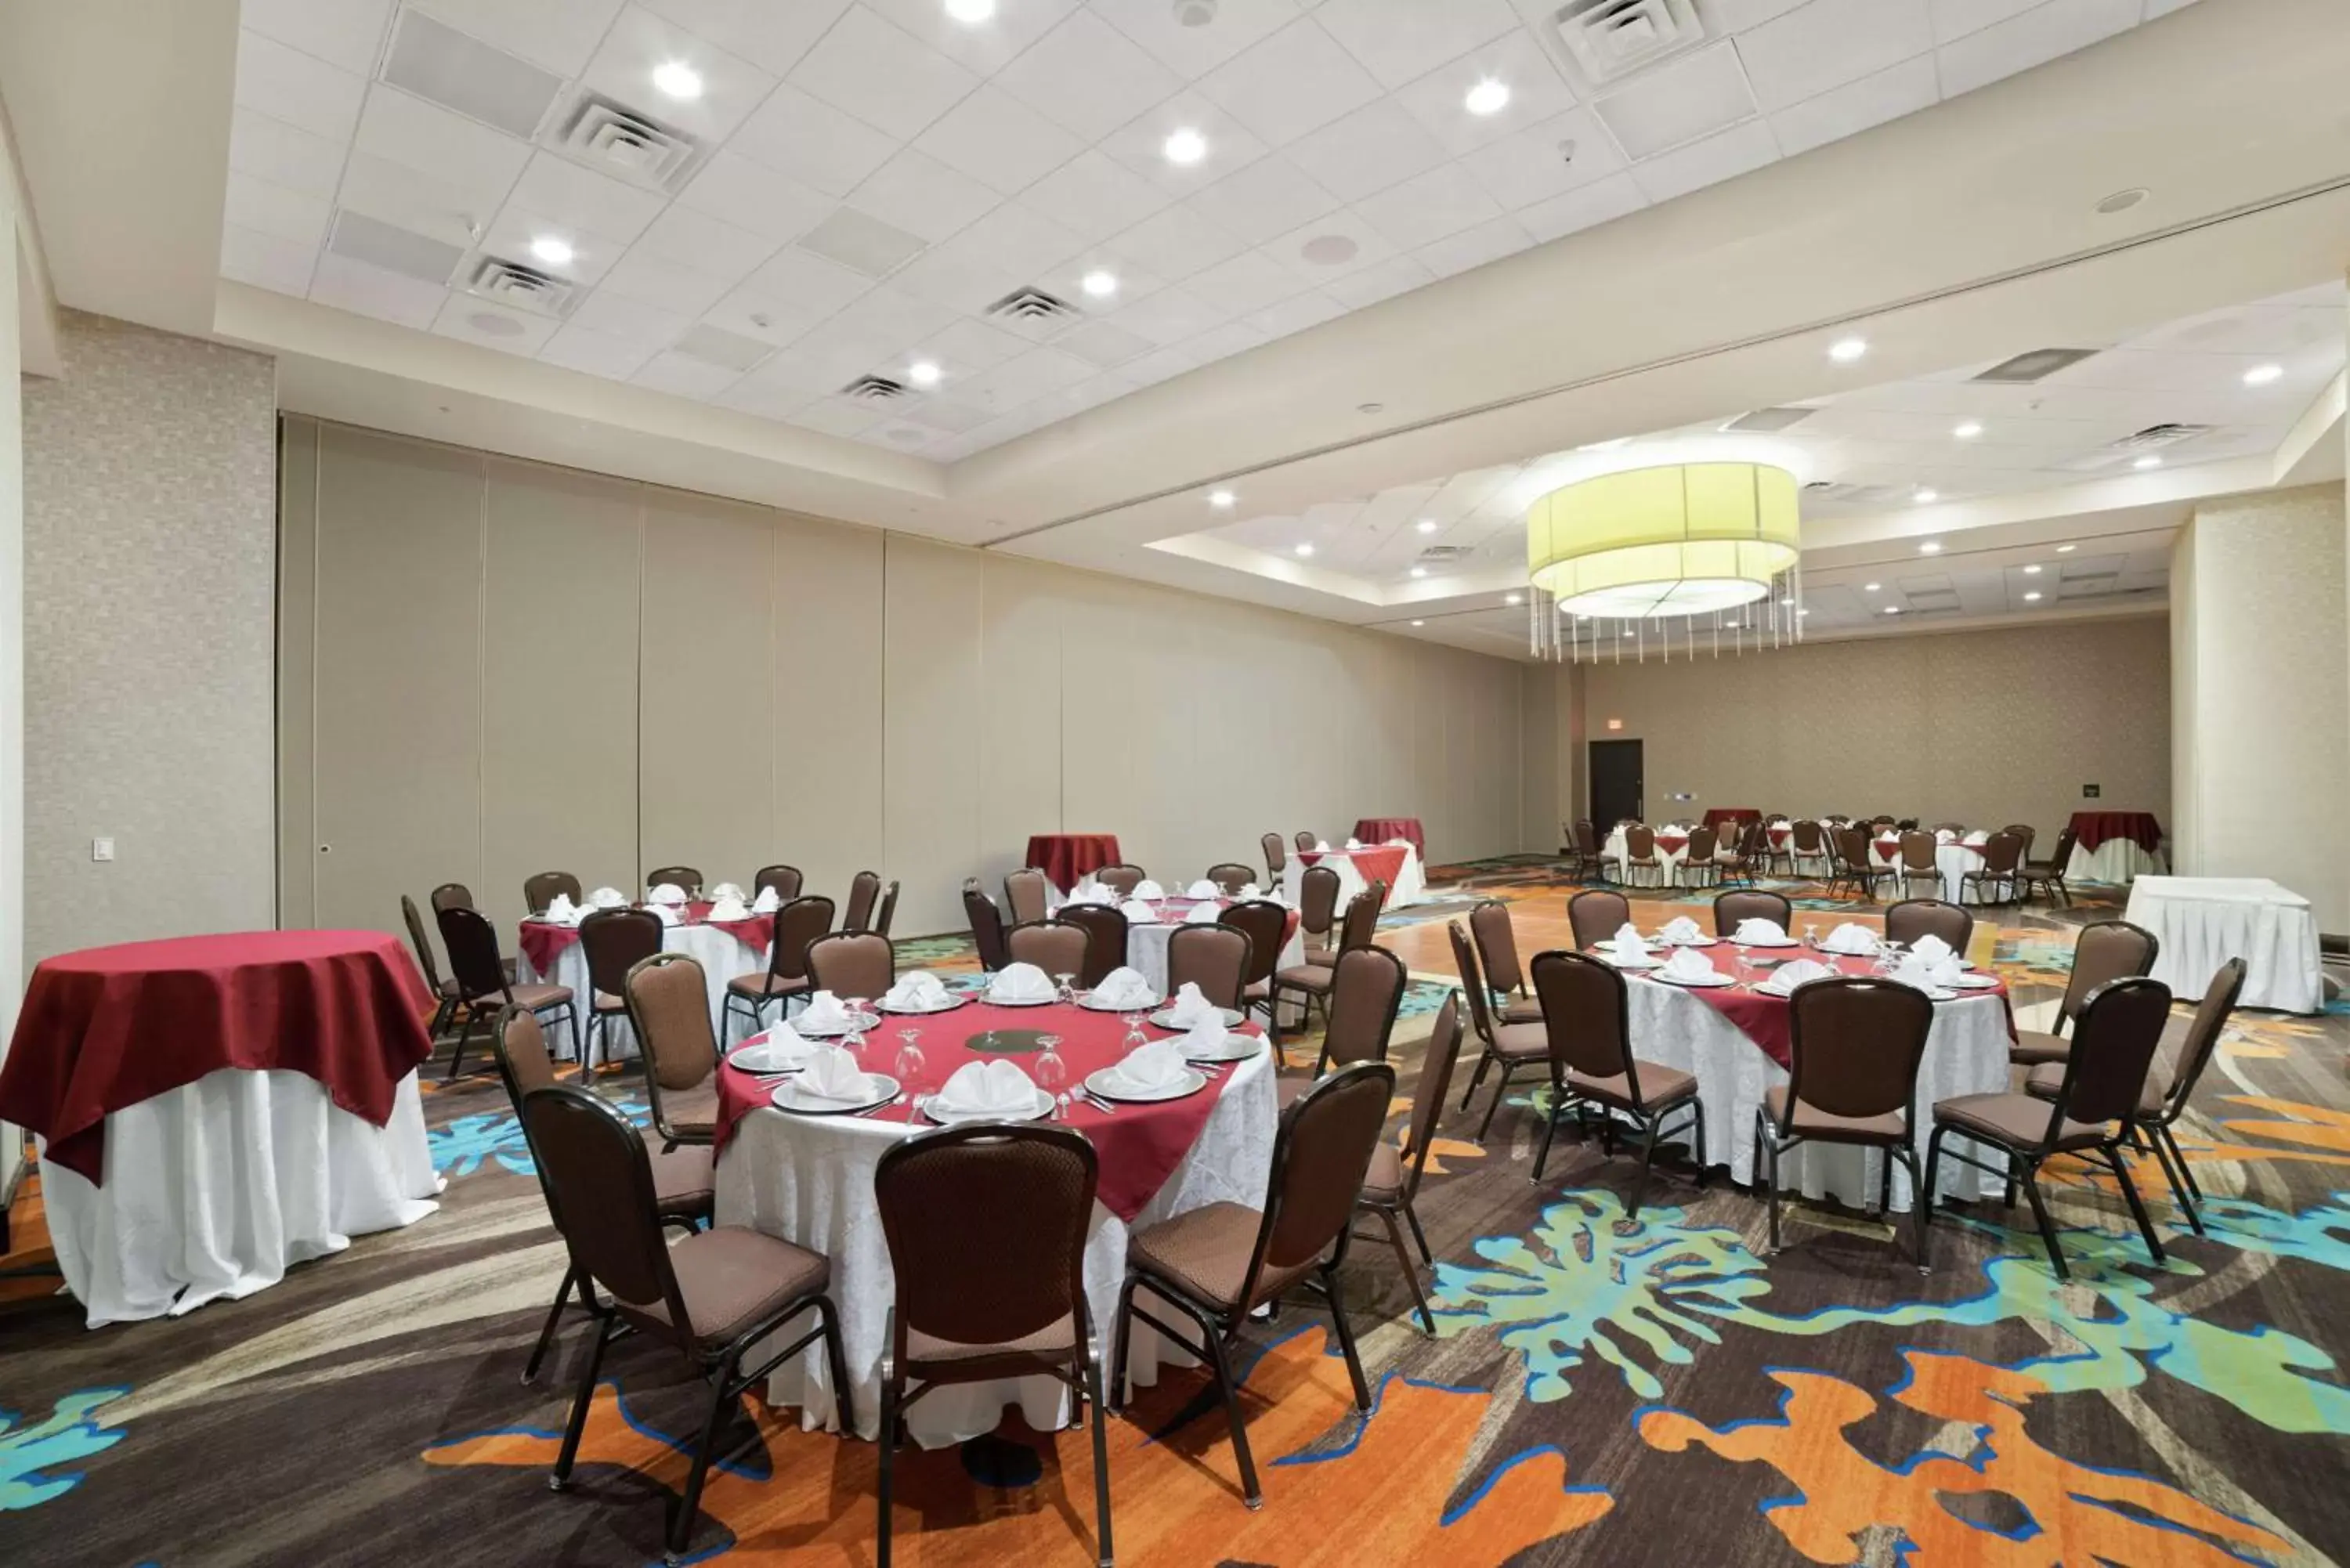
[843, 999, 870, 1056]
[1053, 970, 1077, 1006]
[1802, 921, 1818, 949]
[1121, 1010, 1147, 1053]
[1035, 1034, 1065, 1098]
[893, 1028, 925, 1098]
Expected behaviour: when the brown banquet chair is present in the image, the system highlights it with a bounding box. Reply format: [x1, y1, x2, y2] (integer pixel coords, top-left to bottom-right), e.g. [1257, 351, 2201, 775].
[963, 879, 1010, 973]
[1294, 945, 1405, 1092]
[1110, 1063, 1394, 1510]
[1896, 831, 1940, 900]
[806, 930, 896, 1000]
[1527, 949, 1706, 1206]
[872, 880, 900, 939]
[645, 865, 703, 897]
[1885, 898, 1972, 955]
[1294, 829, 1317, 852]
[1354, 990, 1465, 1335]
[1261, 831, 1287, 879]
[1003, 867, 1050, 925]
[1713, 888, 1791, 938]
[1206, 862, 1255, 896]
[578, 906, 663, 1071]
[2008, 919, 2158, 1066]
[1452, 919, 1549, 1141]
[1004, 919, 1089, 982]
[1680, 825, 1719, 889]
[527, 1084, 850, 1565]
[1567, 818, 1605, 882]
[1167, 922, 1249, 1013]
[843, 869, 883, 932]
[754, 864, 804, 902]
[1621, 825, 1661, 887]
[2016, 825, 2079, 907]
[1270, 883, 1383, 1050]
[722, 894, 834, 1037]
[1961, 832, 2025, 907]
[621, 951, 721, 1149]
[431, 881, 475, 915]
[1469, 898, 1543, 1024]
[1054, 901, 1128, 988]
[1218, 898, 1289, 1035]
[402, 893, 461, 1038]
[523, 870, 583, 912]
[1567, 887, 1631, 951]
[1094, 863, 1146, 898]
[436, 905, 577, 1081]
[1296, 864, 1342, 966]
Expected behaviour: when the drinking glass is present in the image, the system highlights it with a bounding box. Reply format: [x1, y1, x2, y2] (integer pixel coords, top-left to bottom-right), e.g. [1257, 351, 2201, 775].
[843, 999, 870, 1056]
[1035, 1034, 1066, 1095]
[1801, 922, 1818, 948]
[1121, 1010, 1147, 1052]
[1053, 970, 1077, 1006]
[893, 1030, 925, 1092]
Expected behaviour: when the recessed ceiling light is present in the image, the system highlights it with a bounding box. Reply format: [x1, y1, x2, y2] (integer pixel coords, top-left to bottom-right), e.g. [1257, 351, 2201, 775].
[1408, 566, 1426, 579]
[2133, 454, 2162, 471]
[1883, 605, 1902, 615]
[1864, 582, 1881, 592]
[529, 235, 573, 267]
[1913, 489, 1938, 504]
[2024, 591, 2044, 602]
[1953, 421, 1982, 439]
[1208, 489, 1235, 509]
[1415, 518, 1437, 534]
[1504, 593, 1522, 605]
[652, 60, 703, 100]
[1294, 542, 1314, 557]
[2023, 563, 2042, 575]
[1081, 269, 1118, 298]
[1163, 127, 1207, 166]
[1410, 619, 1425, 627]
[907, 359, 942, 387]
[944, 0, 996, 21]
[1918, 540, 1941, 554]
[1828, 336, 1868, 363]
[1465, 78, 1510, 116]
[2243, 363, 2283, 385]
[2057, 544, 2076, 553]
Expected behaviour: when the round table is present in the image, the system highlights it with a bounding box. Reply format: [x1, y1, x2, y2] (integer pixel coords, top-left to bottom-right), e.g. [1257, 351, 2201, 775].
[1058, 897, 1305, 994]
[1351, 817, 1425, 860]
[515, 907, 774, 1055]
[1871, 836, 2008, 904]
[1283, 844, 1426, 908]
[1026, 833, 1124, 894]
[1602, 826, 1699, 886]
[0, 930, 443, 1326]
[713, 999, 1278, 1445]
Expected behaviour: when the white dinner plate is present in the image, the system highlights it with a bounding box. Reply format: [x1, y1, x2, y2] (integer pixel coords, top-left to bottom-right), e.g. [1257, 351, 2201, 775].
[922, 1086, 1054, 1125]
[1654, 934, 1717, 947]
[1736, 936, 1802, 949]
[1948, 972, 2001, 989]
[728, 1039, 814, 1073]
[878, 995, 967, 1015]
[1084, 1064, 1208, 1103]
[981, 992, 1058, 1008]
[771, 1072, 899, 1115]
[1597, 952, 1661, 970]
[1180, 1032, 1264, 1064]
[1652, 971, 1734, 988]
[794, 1010, 880, 1038]
[1150, 1005, 1245, 1030]
[1921, 986, 1959, 1002]
[1079, 991, 1160, 1013]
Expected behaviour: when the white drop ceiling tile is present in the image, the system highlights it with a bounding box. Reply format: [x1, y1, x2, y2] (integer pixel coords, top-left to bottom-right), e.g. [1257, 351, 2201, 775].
[1311, 0, 1520, 89]
[1283, 99, 1451, 203]
[1628, 118, 1781, 203]
[580, 5, 778, 142]
[1055, 319, 1159, 368]
[959, 346, 1104, 411]
[1926, 0, 2048, 45]
[1036, 254, 1167, 312]
[889, 395, 994, 433]
[332, 152, 489, 248]
[711, 377, 819, 421]
[478, 204, 624, 284]
[1592, 42, 1759, 160]
[1119, 344, 1203, 386]
[795, 206, 931, 276]
[1180, 156, 1343, 247]
[224, 172, 334, 248]
[538, 320, 663, 378]
[636, 0, 853, 75]
[1415, 214, 1534, 278]
[235, 29, 369, 143]
[929, 201, 1087, 281]
[1105, 203, 1250, 281]
[1182, 250, 1311, 318]
[1517, 170, 1647, 241]
[1180, 319, 1271, 364]
[1246, 289, 1347, 341]
[432, 294, 562, 353]
[885, 243, 1032, 314]
[1766, 52, 1939, 156]
[2141, 0, 2201, 15]
[1390, 27, 1580, 155]
[911, 84, 1086, 197]
[1736, 0, 1932, 113]
[633, 349, 745, 397]
[787, 5, 979, 141]
[569, 285, 696, 346]
[1459, 106, 1627, 208]
[862, 0, 1081, 74]
[994, 9, 1185, 143]
[667, 152, 829, 245]
[1098, 93, 1272, 196]
[240, 0, 394, 74]
[1086, 0, 1304, 80]
[1259, 207, 1399, 285]
[1935, 0, 2139, 97]
[407, 0, 627, 76]
[924, 316, 1036, 370]
[501, 152, 660, 244]
[1107, 286, 1231, 345]
[730, 84, 902, 197]
[356, 85, 534, 196]
[742, 348, 856, 396]
[596, 247, 741, 316]
[857, 419, 956, 454]
[1321, 252, 1431, 309]
[1018, 150, 1175, 243]
[1198, 17, 1383, 146]
[744, 244, 878, 316]
[228, 108, 349, 201]
[840, 150, 997, 246]
[1690, 0, 1812, 31]
[220, 223, 319, 296]
[631, 203, 783, 282]
[702, 284, 826, 348]
[828, 285, 967, 353]
[1353, 163, 1502, 251]
[308, 251, 450, 327]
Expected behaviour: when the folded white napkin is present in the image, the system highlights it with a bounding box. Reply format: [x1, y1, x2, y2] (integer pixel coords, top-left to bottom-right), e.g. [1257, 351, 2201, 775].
[1112, 1038, 1189, 1091]
[1177, 1015, 1232, 1056]
[1770, 818, 1791, 828]
[1090, 966, 1157, 1009]
[1659, 916, 1705, 945]
[797, 1045, 873, 1104]
[731, 1023, 812, 1072]
[1908, 934, 1954, 965]
[1184, 880, 1220, 898]
[1119, 898, 1160, 923]
[1893, 954, 1964, 991]
[1759, 957, 1835, 995]
[1612, 922, 1650, 949]
[1183, 900, 1221, 924]
[1131, 879, 1166, 901]
[1345, 836, 1364, 850]
[1735, 917, 1790, 945]
[1313, 840, 1331, 853]
[932, 1059, 1037, 1115]
[650, 903, 682, 927]
[1820, 923, 1880, 956]
[987, 962, 1055, 1003]
[1386, 837, 1412, 848]
[1935, 829, 1958, 844]
[649, 883, 689, 905]
[707, 897, 752, 921]
[1607, 931, 1653, 965]
[709, 883, 744, 903]
[1062, 883, 1110, 907]
[751, 884, 782, 914]
[798, 991, 848, 1031]
[544, 892, 577, 921]
[1661, 946, 1722, 983]
[589, 887, 627, 909]
[1166, 981, 1220, 1027]
[883, 970, 950, 1010]
[1240, 882, 1261, 899]
[1964, 830, 1989, 846]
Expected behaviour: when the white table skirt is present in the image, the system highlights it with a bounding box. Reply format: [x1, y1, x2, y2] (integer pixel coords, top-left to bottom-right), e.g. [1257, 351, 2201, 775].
[1280, 846, 1426, 909]
[2070, 839, 2167, 883]
[40, 1067, 441, 1329]
[715, 1048, 1279, 1446]
[1621, 981, 2011, 1211]
[2124, 876, 2323, 1014]
[515, 923, 771, 1058]
[1123, 918, 1305, 995]
[1600, 829, 1697, 887]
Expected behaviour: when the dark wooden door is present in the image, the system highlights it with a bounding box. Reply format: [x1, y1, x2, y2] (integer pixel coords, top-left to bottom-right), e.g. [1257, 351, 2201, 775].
[1589, 739, 1643, 826]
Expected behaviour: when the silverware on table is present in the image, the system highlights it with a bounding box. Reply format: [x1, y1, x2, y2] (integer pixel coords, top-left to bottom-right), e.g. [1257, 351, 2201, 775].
[854, 1094, 901, 1118]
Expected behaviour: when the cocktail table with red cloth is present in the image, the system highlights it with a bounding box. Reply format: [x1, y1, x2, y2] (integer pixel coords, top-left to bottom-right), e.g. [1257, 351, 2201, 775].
[2069, 811, 2163, 852]
[517, 903, 774, 973]
[1351, 817, 1425, 858]
[1702, 807, 1760, 831]
[1299, 844, 1408, 893]
[0, 930, 434, 1185]
[1026, 833, 1123, 891]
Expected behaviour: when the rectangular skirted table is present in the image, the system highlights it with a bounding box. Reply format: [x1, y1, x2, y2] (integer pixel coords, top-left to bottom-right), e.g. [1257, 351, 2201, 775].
[2124, 876, 2323, 1014]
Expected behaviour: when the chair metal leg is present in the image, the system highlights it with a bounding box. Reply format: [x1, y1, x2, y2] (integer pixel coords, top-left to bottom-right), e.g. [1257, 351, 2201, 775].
[816, 1296, 855, 1436]
[1320, 1269, 1372, 1409]
[1895, 1146, 1931, 1274]
[1376, 1206, 1435, 1335]
[1084, 1336, 1115, 1567]
[876, 1370, 898, 1568]
[2105, 1141, 2167, 1266]
[523, 1264, 578, 1384]
[445, 1008, 478, 1081]
[1629, 1113, 1661, 1219]
[1531, 1082, 1564, 1183]
[1401, 1199, 1433, 1266]
[1475, 1063, 1517, 1143]
[2017, 1164, 2068, 1281]
[1108, 1275, 1140, 1411]
[551, 1317, 612, 1489]
[2162, 1121, 2203, 1200]
[1201, 1319, 1261, 1508]
[1459, 1049, 1491, 1112]
[668, 1357, 736, 1564]
[1760, 1111, 1781, 1253]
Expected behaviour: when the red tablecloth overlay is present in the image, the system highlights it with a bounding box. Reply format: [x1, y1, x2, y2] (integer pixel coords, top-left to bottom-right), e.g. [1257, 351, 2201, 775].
[2069, 811, 2162, 852]
[1655, 833, 1689, 855]
[0, 930, 435, 1186]
[1702, 808, 1760, 831]
[519, 902, 773, 972]
[1134, 899, 1302, 948]
[1351, 818, 1424, 859]
[714, 999, 1246, 1221]
[1027, 833, 1123, 890]
[1298, 845, 1408, 894]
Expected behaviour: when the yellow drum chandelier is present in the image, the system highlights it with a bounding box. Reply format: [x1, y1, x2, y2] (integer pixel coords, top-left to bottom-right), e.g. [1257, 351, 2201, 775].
[1522, 461, 1803, 661]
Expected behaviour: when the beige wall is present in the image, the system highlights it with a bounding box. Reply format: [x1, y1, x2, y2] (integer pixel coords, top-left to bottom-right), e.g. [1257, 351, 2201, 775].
[278, 418, 1529, 939]
[2171, 482, 2349, 934]
[1, 113, 24, 1176]
[20, 312, 277, 961]
[1574, 616, 2171, 835]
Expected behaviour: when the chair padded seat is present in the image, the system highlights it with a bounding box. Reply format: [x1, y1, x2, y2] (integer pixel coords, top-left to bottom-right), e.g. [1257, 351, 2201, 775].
[1567, 1062, 1695, 1114]
[1275, 963, 1337, 993]
[2008, 1028, 2070, 1066]
[2025, 1061, 2163, 1118]
[648, 1140, 716, 1218]
[1358, 1140, 1404, 1205]
[1303, 941, 1337, 969]
[1488, 1021, 1549, 1063]
[1244, 977, 1271, 1001]
[1934, 1091, 2107, 1152]
[728, 972, 807, 999]
[1129, 1200, 1313, 1313]
[1499, 995, 1543, 1025]
[656, 1081, 719, 1141]
[505, 982, 573, 1010]
[621, 1226, 829, 1349]
[593, 988, 627, 1013]
[1763, 1085, 1905, 1142]
[906, 1313, 1078, 1377]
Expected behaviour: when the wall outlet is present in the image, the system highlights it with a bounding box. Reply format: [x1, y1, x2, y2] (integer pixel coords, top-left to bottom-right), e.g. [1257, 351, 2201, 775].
[91, 836, 114, 862]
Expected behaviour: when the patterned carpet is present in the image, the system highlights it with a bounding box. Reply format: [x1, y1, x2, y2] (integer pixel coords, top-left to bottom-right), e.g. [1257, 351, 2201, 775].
[6, 862, 2349, 1566]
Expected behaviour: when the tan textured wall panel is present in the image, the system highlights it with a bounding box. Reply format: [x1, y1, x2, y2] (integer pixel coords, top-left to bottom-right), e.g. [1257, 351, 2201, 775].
[974, 555, 1065, 897]
[481, 460, 642, 926]
[277, 417, 319, 929]
[883, 537, 983, 935]
[773, 511, 884, 913]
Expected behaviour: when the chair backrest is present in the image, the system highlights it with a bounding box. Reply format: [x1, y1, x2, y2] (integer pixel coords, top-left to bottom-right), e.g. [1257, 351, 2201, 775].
[2044, 825, 2078, 867]
[754, 864, 803, 901]
[873, 880, 900, 938]
[436, 905, 511, 1002]
[1094, 863, 1144, 898]
[807, 930, 895, 999]
[1298, 865, 1341, 939]
[843, 870, 882, 932]
[1899, 831, 1938, 873]
[1337, 884, 1383, 952]
[1294, 829, 1316, 851]
[1792, 819, 1824, 852]
[1834, 826, 1871, 869]
[1206, 862, 1254, 896]
[1687, 825, 1716, 862]
[1219, 899, 1287, 990]
[1979, 831, 2025, 875]
[645, 865, 703, 896]
[580, 907, 664, 999]
[1003, 868, 1050, 925]
[1873, 816, 1899, 829]
[1782, 977, 1932, 1128]
[1261, 832, 1287, 875]
[1567, 889, 1631, 950]
[1448, 920, 1499, 1046]
[1166, 924, 1249, 1009]
[1004, 919, 1088, 980]
[765, 894, 835, 985]
[1741, 818, 1770, 857]
[963, 880, 1010, 972]
[431, 882, 475, 914]
[401, 894, 446, 993]
[491, 1003, 559, 1104]
[1531, 949, 1642, 1104]
[1929, 821, 1964, 833]
[876, 1124, 1098, 1360]
[1401, 992, 1466, 1202]
[1468, 898, 1524, 993]
[2160, 958, 2247, 1121]
[1240, 1063, 1395, 1308]
[1714, 889, 1791, 937]
[1321, 946, 1405, 1068]
[2060, 919, 2160, 1026]
[1626, 825, 1656, 856]
[2037, 976, 2174, 1137]
[523, 871, 583, 912]
[1054, 902, 1127, 988]
[1884, 899, 1971, 953]
[623, 952, 718, 1094]
[1572, 819, 1599, 854]
[523, 1084, 689, 1335]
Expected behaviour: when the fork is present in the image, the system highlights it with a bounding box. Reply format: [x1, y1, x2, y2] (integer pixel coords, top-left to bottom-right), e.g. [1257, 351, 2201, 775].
[854, 1094, 902, 1118]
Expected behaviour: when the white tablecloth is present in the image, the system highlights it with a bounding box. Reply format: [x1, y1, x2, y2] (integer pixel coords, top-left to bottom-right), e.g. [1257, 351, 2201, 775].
[2070, 839, 2167, 883]
[515, 921, 771, 1057]
[1123, 916, 1304, 996]
[715, 1048, 1278, 1446]
[39, 1068, 441, 1328]
[1601, 829, 1698, 887]
[1872, 839, 2005, 904]
[2124, 876, 2323, 1014]
[1621, 980, 2012, 1210]
[1280, 845, 1426, 909]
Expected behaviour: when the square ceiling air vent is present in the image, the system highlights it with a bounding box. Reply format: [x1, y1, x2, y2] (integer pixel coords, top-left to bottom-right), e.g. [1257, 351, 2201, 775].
[842, 374, 911, 402]
[1416, 544, 1473, 563]
[1723, 406, 1815, 433]
[468, 257, 573, 316]
[549, 90, 704, 193]
[2112, 422, 2213, 451]
[381, 7, 564, 139]
[327, 209, 465, 287]
[1972, 347, 2099, 384]
[1542, 0, 1708, 90]
[985, 287, 1079, 324]
[1800, 481, 1908, 508]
